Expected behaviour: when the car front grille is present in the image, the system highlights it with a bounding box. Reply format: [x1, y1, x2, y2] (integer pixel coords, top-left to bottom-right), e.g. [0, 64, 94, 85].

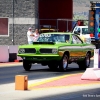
[25, 48, 36, 53]
[39, 48, 52, 53]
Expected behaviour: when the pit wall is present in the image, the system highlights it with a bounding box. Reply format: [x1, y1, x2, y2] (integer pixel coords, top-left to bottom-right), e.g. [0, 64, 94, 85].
[0, 45, 22, 62]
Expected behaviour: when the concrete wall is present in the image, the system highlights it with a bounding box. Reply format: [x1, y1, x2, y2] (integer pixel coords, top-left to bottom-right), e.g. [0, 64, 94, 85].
[0, 0, 39, 45]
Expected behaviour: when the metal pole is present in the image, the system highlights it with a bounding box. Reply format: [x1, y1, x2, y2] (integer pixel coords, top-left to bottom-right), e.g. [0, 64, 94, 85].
[57, 19, 58, 32]
[12, 0, 14, 45]
[67, 20, 68, 32]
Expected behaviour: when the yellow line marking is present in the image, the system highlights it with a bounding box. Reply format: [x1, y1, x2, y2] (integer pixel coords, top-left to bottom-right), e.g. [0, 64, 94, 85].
[0, 63, 22, 67]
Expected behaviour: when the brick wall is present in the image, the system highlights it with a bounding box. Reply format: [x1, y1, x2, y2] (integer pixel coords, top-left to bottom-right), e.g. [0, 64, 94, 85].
[0, 0, 38, 45]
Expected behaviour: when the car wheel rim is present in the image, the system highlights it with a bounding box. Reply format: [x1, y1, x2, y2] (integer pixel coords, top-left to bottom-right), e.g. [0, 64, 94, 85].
[86, 56, 90, 66]
[63, 55, 67, 69]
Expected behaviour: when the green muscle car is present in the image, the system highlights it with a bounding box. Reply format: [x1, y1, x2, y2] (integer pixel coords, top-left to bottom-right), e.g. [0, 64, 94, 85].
[17, 32, 95, 71]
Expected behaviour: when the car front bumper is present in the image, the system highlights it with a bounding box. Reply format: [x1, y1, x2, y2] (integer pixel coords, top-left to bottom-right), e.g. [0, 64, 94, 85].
[17, 54, 62, 61]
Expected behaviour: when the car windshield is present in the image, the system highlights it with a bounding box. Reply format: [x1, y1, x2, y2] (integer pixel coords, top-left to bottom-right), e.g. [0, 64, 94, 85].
[37, 34, 70, 43]
[82, 28, 89, 34]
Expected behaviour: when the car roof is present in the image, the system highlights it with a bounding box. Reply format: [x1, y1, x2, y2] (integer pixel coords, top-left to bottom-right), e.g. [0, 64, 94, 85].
[41, 32, 74, 35]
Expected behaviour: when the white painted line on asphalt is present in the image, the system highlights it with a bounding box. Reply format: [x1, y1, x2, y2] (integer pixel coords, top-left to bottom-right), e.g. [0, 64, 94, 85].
[0, 91, 15, 95]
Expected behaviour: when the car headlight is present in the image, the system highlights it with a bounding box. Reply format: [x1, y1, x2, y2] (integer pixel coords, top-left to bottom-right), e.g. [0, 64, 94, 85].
[52, 49, 58, 54]
[84, 38, 91, 44]
[18, 48, 25, 54]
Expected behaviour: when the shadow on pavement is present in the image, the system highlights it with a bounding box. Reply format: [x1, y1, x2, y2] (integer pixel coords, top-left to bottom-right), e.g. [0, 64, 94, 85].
[24, 88, 100, 100]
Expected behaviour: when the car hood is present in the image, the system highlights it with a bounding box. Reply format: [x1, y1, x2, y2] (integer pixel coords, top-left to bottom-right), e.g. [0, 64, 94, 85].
[18, 42, 71, 49]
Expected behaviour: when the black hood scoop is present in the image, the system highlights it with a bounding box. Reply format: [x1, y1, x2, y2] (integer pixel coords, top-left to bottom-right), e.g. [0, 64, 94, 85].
[33, 42, 55, 45]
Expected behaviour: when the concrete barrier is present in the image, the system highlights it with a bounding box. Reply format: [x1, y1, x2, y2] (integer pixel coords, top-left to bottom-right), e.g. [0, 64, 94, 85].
[0, 45, 9, 62]
[8, 45, 22, 62]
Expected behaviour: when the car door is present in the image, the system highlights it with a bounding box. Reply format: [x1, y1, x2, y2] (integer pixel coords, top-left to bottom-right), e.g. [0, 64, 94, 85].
[70, 35, 85, 58]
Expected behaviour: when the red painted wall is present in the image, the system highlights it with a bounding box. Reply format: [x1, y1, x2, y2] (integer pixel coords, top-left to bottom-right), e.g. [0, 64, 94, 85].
[0, 18, 8, 35]
[39, 0, 73, 32]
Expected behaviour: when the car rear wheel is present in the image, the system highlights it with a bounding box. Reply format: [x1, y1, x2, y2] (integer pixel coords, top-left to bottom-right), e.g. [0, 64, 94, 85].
[23, 60, 32, 71]
[78, 53, 90, 70]
[59, 54, 69, 71]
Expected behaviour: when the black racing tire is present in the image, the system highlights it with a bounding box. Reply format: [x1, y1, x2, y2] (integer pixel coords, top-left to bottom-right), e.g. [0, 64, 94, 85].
[77, 52, 91, 70]
[23, 60, 32, 71]
[59, 54, 69, 71]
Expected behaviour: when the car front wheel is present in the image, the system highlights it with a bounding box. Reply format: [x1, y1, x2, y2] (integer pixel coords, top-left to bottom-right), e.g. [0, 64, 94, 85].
[59, 54, 69, 71]
[23, 60, 32, 71]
